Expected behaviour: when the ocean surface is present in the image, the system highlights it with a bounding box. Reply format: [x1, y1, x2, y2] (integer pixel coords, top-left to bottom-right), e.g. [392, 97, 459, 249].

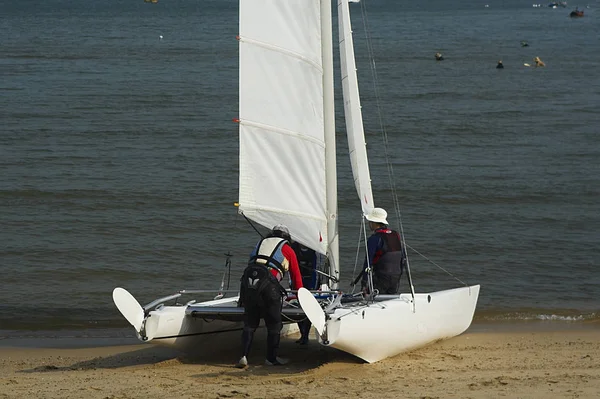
[1, 0, 599, 339]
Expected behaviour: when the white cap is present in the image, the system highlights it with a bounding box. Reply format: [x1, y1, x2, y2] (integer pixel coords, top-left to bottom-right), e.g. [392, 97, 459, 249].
[365, 208, 388, 225]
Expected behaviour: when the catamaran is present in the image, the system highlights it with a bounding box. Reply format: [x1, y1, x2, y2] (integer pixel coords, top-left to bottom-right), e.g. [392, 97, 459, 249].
[113, 0, 479, 363]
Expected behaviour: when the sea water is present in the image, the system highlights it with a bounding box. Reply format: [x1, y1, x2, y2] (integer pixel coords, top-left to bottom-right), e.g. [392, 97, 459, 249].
[1, 0, 598, 337]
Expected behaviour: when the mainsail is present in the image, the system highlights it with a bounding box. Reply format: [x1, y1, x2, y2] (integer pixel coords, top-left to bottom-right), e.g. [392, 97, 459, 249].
[338, 0, 374, 216]
[238, 0, 328, 255]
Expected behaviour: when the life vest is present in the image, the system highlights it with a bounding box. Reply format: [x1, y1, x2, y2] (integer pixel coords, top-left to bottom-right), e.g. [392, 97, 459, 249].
[372, 228, 404, 276]
[248, 237, 289, 278]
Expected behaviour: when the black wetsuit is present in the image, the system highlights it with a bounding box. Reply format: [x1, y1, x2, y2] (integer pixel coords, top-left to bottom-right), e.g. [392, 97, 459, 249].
[239, 263, 285, 362]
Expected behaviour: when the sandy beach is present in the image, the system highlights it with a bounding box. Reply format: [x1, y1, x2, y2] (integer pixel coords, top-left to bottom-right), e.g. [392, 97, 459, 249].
[1, 326, 599, 399]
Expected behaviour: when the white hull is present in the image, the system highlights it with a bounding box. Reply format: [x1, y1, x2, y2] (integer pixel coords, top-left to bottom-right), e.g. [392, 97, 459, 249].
[142, 297, 243, 351]
[113, 290, 299, 352]
[114, 285, 478, 361]
[305, 285, 480, 363]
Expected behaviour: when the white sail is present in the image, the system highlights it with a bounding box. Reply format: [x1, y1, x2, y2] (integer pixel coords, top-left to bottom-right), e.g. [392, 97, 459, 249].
[238, 0, 328, 254]
[338, 0, 374, 215]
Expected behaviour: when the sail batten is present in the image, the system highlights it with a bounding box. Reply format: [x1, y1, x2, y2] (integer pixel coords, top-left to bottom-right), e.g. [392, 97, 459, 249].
[238, 37, 324, 73]
[238, 120, 326, 148]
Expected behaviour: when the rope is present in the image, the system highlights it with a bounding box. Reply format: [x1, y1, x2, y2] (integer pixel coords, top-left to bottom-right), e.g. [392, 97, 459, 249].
[241, 211, 266, 239]
[361, 217, 375, 301]
[358, 1, 415, 301]
[406, 244, 469, 286]
[350, 219, 365, 294]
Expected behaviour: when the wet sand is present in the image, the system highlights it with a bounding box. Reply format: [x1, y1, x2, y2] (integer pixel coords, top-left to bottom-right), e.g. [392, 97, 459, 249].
[1, 327, 599, 399]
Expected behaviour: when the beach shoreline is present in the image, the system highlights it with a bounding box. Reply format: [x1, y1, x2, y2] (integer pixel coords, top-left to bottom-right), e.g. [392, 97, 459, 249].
[1, 326, 598, 399]
[1, 319, 598, 348]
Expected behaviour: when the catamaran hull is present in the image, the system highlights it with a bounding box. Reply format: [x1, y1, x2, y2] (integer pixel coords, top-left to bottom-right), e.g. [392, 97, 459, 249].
[113, 289, 299, 352]
[316, 285, 480, 363]
[143, 311, 299, 351]
[141, 303, 245, 351]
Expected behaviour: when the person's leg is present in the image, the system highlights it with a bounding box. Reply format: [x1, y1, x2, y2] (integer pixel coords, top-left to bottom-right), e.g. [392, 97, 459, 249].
[391, 274, 402, 294]
[263, 284, 283, 363]
[296, 319, 311, 344]
[374, 273, 401, 295]
[241, 303, 260, 357]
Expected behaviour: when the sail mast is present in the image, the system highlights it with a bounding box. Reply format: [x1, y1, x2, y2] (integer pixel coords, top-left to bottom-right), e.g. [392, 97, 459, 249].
[321, 0, 339, 288]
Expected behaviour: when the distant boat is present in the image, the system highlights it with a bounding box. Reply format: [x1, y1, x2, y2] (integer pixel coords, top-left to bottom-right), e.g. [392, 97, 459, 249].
[570, 8, 584, 17]
[548, 1, 568, 7]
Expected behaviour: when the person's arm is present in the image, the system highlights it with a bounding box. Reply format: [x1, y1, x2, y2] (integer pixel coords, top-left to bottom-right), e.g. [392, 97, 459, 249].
[283, 244, 303, 290]
[365, 233, 382, 269]
[360, 234, 381, 285]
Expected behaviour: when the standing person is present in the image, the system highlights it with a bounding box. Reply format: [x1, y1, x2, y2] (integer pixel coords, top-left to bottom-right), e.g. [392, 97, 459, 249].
[360, 208, 406, 295]
[291, 242, 320, 345]
[236, 225, 303, 368]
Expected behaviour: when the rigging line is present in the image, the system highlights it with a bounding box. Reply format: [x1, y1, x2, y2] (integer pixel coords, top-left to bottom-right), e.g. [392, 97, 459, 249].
[358, 1, 401, 231]
[316, 252, 330, 284]
[299, 262, 339, 283]
[350, 217, 364, 294]
[359, 1, 415, 301]
[361, 216, 376, 302]
[241, 211, 266, 239]
[281, 312, 307, 323]
[357, 3, 460, 290]
[334, 300, 388, 320]
[406, 244, 469, 287]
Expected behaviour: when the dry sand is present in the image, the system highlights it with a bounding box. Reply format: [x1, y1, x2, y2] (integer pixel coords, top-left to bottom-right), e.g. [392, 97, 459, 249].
[1, 327, 599, 399]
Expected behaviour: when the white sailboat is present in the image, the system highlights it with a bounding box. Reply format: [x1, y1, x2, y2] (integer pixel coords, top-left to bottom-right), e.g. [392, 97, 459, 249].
[113, 0, 479, 363]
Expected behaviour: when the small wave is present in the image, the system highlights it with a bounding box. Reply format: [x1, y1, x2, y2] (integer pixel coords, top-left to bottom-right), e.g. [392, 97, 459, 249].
[535, 314, 589, 322]
[479, 311, 598, 322]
